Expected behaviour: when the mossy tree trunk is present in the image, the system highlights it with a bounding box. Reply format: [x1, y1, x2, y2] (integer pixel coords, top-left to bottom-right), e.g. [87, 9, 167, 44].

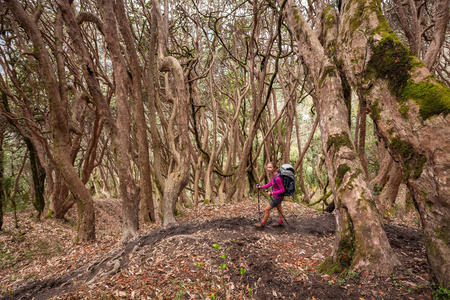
[283, 0, 400, 275]
[337, 0, 450, 288]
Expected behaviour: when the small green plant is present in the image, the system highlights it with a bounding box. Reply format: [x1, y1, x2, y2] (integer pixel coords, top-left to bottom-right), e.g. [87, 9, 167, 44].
[433, 285, 450, 300]
[209, 294, 215, 299]
[195, 262, 203, 268]
[212, 243, 227, 296]
[176, 283, 185, 300]
[240, 267, 246, 275]
[248, 288, 253, 295]
[347, 270, 360, 280]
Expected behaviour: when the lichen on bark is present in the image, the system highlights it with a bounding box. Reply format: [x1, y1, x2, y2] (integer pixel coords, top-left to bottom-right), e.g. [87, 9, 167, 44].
[389, 137, 426, 179]
[327, 132, 354, 152]
[319, 65, 338, 87]
[319, 220, 356, 274]
[335, 164, 351, 187]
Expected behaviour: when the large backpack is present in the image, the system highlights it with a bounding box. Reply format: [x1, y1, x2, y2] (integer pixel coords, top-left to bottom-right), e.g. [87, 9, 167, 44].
[274, 164, 296, 196]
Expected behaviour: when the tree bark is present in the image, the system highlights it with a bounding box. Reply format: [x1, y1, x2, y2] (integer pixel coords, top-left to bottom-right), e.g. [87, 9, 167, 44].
[6, 0, 96, 241]
[98, 0, 139, 241]
[294, 116, 319, 203]
[146, 7, 165, 199]
[356, 93, 368, 178]
[115, 0, 155, 223]
[284, 0, 400, 275]
[25, 138, 45, 219]
[152, 0, 191, 226]
[370, 137, 402, 215]
[0, 110, 6, 230]
[338, 0, 450, 287]
[422, 0, 450, 69]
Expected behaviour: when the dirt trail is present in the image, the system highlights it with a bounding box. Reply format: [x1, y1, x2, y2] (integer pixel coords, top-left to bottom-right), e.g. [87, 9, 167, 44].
[1, 201, 432, 299]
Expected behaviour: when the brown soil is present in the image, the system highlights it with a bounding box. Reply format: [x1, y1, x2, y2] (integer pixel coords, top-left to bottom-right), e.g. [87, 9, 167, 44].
[0, 199, 433, 299]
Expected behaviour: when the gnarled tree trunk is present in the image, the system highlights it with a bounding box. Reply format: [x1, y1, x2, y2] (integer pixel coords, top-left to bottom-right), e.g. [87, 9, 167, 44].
[98, 0, 140, 241]
[6, 0, 95, 241]
[115, 0, 155, 223]
[338, 0, 450, 287]
[283, 0, 400, 275]
[152, 0, 191, 226]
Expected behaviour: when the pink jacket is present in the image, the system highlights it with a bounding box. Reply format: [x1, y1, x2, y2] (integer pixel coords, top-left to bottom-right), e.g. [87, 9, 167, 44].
[260, 173, 285, 199]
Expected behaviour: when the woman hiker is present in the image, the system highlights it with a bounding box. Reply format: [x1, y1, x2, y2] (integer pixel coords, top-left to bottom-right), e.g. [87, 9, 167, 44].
[256, 162, 285, 229]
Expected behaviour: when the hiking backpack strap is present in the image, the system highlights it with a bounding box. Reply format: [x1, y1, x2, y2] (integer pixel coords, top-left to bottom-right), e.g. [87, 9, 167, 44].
[273, 173, 280, 189]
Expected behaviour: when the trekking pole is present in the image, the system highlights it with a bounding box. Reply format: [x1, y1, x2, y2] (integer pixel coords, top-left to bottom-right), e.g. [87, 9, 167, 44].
[256, 184, 261, 220]
[265, 189, 289, 226]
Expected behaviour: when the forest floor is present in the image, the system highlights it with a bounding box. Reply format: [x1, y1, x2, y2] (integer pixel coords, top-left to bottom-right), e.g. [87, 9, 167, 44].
[0, 198, 437, 299]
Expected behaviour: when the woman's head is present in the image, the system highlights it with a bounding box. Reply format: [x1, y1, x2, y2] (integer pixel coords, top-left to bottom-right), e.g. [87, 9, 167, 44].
[266, 161, 278, 173]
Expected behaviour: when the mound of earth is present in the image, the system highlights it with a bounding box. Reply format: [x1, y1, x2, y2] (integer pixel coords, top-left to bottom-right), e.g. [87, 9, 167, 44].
[1, 199, 433, 299]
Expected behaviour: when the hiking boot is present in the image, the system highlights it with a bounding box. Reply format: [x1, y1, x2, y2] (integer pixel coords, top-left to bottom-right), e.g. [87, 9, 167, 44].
[273, 222, 284, 227]
[255, 223, 265, 229]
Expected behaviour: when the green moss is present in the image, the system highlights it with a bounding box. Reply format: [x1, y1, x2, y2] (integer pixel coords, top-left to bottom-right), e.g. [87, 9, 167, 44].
[365, 33, 446, 121]
[387, 128, 394, 136]
[319, 65, 337, 87]
[319, 222, 355, 274]
[361, 206, 367, 211]
[398, 104, 409, 119]
[345, 168, 362, 191]
[435, 228, 449, 244]
[325, 13, 335, 26]
[335, 164, 351, 187]
[327, 132, 354, 152]
[348, 1, 367, 36]
[401, 80, 450, 120]
[322, 5, 335, 28]
[370, 100, 381, 121]
[369, 1, 392, 35]
[389, 137, 427, 179]
[367, 35, 414, 96]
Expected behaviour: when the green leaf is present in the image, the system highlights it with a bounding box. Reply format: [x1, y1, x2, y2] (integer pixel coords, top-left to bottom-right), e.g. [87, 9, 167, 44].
[212, 244, 220, 250]
[240, 267, 246, 275]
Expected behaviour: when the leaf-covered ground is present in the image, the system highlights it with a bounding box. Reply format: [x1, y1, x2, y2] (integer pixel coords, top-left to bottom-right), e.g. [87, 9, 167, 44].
[0, 198, 435, 299]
